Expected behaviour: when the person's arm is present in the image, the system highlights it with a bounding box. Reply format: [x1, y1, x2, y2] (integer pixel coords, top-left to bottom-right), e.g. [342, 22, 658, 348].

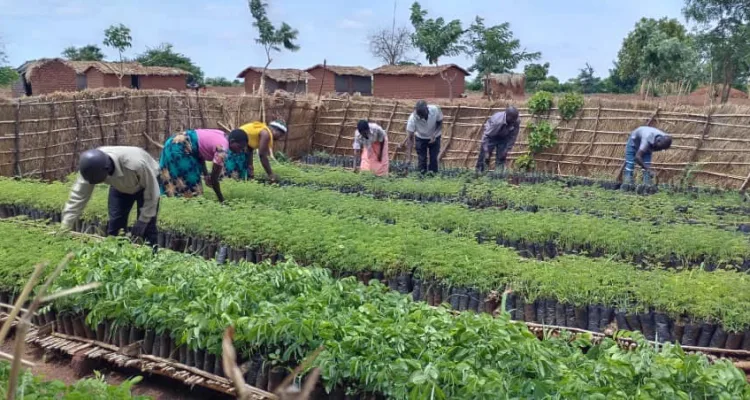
[258, 130, 275, 181]
[210, 164, 225, 202]
[246, 149, 254, 180]
[430, 108, 444, 142]
[202, 161, 211, 186]
[500, 123, 520, 158]
[377, 139, 385, 162]
[136, 163, 160, 223]
[635, 148, 650, 170]
[400, 114, 416, 149]
[61, 176, 95, 230]
[354, 149, 361, 173]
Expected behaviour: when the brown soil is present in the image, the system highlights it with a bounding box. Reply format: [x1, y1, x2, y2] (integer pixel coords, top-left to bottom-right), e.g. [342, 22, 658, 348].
[1, 338, 231, 400]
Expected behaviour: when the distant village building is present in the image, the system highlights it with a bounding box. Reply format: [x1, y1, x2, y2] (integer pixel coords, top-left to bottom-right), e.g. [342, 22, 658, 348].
[12, 59, 190, 97]
[305, 65, 372, 96]
[237, 67, 313, 94]
[372, 64, 469, 99]
[484, 73, 526, 98]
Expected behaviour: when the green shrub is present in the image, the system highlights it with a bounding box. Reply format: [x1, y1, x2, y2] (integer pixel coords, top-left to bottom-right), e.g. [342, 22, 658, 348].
[514, 153, 536, 171]
[527, 121, 557, 154]
[528, 91, 554, 115]
[558, 92, 584, 121]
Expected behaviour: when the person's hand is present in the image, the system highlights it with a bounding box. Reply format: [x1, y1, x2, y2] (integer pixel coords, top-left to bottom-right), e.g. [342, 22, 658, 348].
[269, 173, 278, 184]
[131, 220, 149, 238]
[429, 137, 436, 145]
[204, 174, 213, 187]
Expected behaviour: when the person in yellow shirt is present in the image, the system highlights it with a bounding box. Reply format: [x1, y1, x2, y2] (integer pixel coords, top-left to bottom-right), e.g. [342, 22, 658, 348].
[226, 120, 287, 182]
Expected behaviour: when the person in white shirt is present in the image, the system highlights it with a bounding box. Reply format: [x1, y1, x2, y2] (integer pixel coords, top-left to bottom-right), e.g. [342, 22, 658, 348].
[62, 147, 160, 244]
[399, 100, 443, 174]
[353, 120, 389, 176]
[623, 126, 672, 185]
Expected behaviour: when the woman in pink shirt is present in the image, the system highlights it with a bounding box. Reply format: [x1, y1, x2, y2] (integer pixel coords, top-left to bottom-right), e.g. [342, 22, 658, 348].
[158, 129, 248, 202]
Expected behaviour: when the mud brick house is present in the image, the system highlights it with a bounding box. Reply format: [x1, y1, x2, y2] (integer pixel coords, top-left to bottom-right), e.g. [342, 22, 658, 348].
[485, 73, 526, 98]
[372, 64, 469, 99]
[237, 67, 313, 94]
[12, 58, 190, 97]
[306, 64, 372, 96]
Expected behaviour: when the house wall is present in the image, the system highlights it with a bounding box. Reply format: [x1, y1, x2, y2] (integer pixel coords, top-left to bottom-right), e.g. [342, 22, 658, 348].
[372, 74, 437, 99]
[306, 67, 336, 95]
[433, 68, 466, 98]
[242, 70, 282, 94]
[27, 60, 77, 96]
[11, 79, 25, 98]
[140, 75, 186, 90]
[373, 67, 466, 99]
[85, 70, 132, 89]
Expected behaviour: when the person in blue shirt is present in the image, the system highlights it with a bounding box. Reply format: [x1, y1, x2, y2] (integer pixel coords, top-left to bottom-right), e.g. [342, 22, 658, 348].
[623, 126, 672, 185]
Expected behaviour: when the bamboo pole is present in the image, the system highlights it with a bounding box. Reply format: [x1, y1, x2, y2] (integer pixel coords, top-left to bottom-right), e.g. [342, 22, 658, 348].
[70, 99, 82, 172]
[42, 103, 55, 180]
[384, 102, 399, 159]
[282, 99, 295, 153]
[439, 104, 460, 161]
[576, 101, 602, 173]
[331, 98, 351, 155]
[12, 101, 20, 177]
[688, 112, 712, 165]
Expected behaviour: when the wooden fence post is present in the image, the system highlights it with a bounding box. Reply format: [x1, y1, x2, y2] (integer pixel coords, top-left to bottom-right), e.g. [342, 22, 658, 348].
[282, 99, 296, 152]
[439, 104, 460, 161]
[92, 98, 105, 146]
[165, 94, 172, 142]
[309, 102, 321, 152]
[384, 102, 399, 158]
[196, 91, 206, 128]
[144, 95, 151, 152]
[576, 101, 602, 173]
[42, 103, 56, 179]
[71, 99, 82, 172]
[740, 170, 750, 191]
[688, 112, 712, 164]
[184, 92, 193, 129]
[331, 98, 352, 155]
[13, 100, 21, 176]
[463, 107, 495, 168]
[115, 96, 128, 145]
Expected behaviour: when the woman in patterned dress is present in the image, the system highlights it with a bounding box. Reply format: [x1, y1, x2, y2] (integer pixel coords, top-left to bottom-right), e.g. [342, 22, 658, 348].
[158, 128, 247, 202]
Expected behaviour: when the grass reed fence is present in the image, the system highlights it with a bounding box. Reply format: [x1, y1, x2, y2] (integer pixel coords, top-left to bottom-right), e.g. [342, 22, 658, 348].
[2, 89, 750, 188]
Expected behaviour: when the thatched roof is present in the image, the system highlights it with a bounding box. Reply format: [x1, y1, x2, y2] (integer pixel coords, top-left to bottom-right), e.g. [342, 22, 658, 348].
[306, 64, 371, 77]
[372, 64, 470, 77]
[237, 67, 314, 82]
[487, 73, 526, 87]
[79, 62, 189, 76]
[19, 58, 189, 82]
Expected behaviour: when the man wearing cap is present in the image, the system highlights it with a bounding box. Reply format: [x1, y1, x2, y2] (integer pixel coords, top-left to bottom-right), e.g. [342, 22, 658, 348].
[228, 120, 288, 182]
[476, 106, 521, 173]
[400, 100, 443, 174]
[353, 119, 389, 176]
[61, 147, 160, 244]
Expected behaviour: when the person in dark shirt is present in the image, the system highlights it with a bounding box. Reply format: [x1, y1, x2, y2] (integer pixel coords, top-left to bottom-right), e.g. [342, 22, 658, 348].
[475, 106, 520, 173]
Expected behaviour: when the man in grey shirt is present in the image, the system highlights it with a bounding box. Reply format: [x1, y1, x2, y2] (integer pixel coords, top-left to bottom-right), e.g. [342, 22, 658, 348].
[623, 126, 672, 185]
[62, 146, 160, 244]
[476, 106, 520, 173]
[400, 100, 443, 174]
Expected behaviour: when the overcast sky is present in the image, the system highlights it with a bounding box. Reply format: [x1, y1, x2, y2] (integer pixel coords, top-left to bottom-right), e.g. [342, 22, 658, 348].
[1, 0, 687, 81]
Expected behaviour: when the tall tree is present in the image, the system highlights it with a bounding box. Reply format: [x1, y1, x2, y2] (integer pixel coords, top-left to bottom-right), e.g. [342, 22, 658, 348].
[62, 45, 105, 61]
[102, 24, 132, 86]
[409, 2, 464, 100]
[248, 0, 299, 95]
[136, 43, 204, 84]
[369, 26, 414, 65]
[615, 17, 696, 97]
[0, 37, 19, 87]
[574, 63, 602, 93]
[463, 16, 540, 93]
[684, 0, 750, 103]
[524, 62, 550, 91]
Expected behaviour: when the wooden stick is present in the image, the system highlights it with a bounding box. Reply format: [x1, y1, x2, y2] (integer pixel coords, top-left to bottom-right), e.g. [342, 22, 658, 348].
[197, 90, 206, 128]
[383, 101, 400, 159]
[576, 101, 602, 173]
[331, 98, 351, 155]
[6, 322, 28, 400]
[439, 105, 460, 161]
[142, 132, 165, 150]
[0, 349, 34, 368]
[41, 103, 56, 180]
[144, 95, 151, 152]
[165, 94, 172, 142]
[0, 262, 47, 346]
[13, 100, 21, 177]
[317, 59, 327, 102]
[282, 99, 295, 153]
[70, 99, 83, 172]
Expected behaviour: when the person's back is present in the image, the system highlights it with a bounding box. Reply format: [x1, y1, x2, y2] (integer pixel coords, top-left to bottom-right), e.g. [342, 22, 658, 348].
[630, 126, 668, 154]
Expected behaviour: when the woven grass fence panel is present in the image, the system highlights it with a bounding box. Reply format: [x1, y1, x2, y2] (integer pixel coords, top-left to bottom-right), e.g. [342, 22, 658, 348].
[3, 89, 750, 187]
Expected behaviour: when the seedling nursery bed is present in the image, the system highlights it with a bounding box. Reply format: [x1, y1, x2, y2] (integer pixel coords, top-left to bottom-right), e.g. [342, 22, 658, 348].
[0, 220, 748, 398]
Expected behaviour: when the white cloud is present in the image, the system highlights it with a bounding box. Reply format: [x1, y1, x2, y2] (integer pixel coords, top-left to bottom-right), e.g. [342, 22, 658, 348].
[338, 19, 365, 30]
[354, 8, 374, 18]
